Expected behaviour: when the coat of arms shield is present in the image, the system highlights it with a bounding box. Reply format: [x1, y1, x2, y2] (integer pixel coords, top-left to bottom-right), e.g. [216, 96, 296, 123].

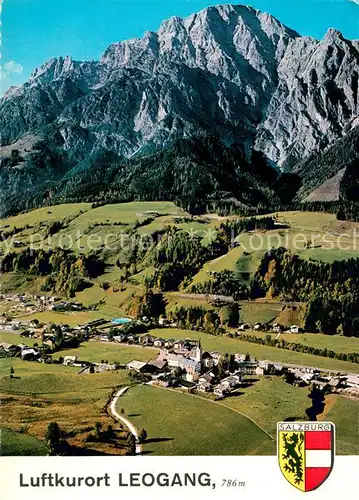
[277, 421, 335, 492]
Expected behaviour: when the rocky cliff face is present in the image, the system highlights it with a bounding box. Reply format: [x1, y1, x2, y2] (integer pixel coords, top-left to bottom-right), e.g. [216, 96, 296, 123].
[1, 4, 358, 176]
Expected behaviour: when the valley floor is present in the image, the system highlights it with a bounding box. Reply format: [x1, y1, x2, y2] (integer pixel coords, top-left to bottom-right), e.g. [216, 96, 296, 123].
[0, 204, 358, 456]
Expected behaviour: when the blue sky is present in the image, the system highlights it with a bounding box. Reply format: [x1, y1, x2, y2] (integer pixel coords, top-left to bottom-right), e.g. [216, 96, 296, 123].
[1, 0, 359, 94]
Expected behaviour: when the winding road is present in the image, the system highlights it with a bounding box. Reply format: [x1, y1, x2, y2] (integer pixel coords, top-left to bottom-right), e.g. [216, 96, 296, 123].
[109, 386, 142, 455]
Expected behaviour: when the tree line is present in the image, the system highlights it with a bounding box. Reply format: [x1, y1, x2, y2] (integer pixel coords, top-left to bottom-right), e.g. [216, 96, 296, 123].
[0, 247, 105, 297]
[252, 248, 359, 336]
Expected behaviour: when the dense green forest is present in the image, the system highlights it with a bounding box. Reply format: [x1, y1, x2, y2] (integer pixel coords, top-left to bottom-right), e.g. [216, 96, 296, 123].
[0, 248, 104, 297]
[1, 130, 358, 220]
[252, 248, 359, 337]
[138, 217, 275, 292]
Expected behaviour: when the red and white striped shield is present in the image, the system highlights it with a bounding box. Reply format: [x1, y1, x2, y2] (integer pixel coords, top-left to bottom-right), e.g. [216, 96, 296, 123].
[278, 421, 335, 492]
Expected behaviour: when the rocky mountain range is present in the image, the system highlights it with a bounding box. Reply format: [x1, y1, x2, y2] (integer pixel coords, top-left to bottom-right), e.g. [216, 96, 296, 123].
[0, 3, 358, 215]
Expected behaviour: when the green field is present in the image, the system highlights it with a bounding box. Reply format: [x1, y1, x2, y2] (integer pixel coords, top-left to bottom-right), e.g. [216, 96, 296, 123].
[60, 340, 159, 365]
[0, 272, 45, 295]
[0, 369, 129, 397]
[240, 301, 283, 324]
[187, 211, 359, 291]
[223, 375, 359, 453]
[278, 333, 359, 354]
[222, 377, 310, 436]
[17, 310, 114, 326]
[299, 248, 359, 263]
[320, 395, 359, 455]
[1, 428, 48, 456]
[165, 293, 214, 312]
[189, 246, 244, 286]
[240, 331, 359, 354]
[235, 250, 265, 283]
[0, 331, 38, 347]
[0, 369, 132, 455]
[0, 204, 91, 231]
[118, 384, 275, 455]
[0, 358, 77, 378]
[149, 329, 359, 373]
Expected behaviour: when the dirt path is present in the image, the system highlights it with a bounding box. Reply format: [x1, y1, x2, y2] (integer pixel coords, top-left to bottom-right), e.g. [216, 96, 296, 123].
[109, 386, 142, 455]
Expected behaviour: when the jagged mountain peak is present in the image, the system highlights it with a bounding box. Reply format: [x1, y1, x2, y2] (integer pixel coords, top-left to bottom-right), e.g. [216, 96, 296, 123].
[30, 55, 76, 83]
[0, 3, 358, 202]
[101, 3, 299, 72]
[323, 27, 344, 42]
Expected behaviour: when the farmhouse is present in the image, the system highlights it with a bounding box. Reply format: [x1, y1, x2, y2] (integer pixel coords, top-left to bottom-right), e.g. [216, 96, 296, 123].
[126, 360, 148, 372]
[345, 375, 359, 389]
[154, 338, 165, 347]
[21, 348, 40, 360]
[146, 359, 167, 373]
[0, 342, 17, 352]
[213, 384, 228, 398]
[221, 375, 241, 389]
[140, 334, 155, 346]
[154, 376, 172, 388]
[272, 323, 283, 333]
[197, 381, 211, 392]
[209, 351, 221, 365]
[113, 334, 127, 343]
[198, 372, 215, 384]
[177, 380, 196, 392]
[63, 356, 78, 366]
[255, 366, 265, 376]
[174, 340, 188, 350]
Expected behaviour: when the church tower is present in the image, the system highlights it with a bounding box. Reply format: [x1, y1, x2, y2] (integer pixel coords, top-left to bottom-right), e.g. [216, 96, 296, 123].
[195, 340, 202, 363]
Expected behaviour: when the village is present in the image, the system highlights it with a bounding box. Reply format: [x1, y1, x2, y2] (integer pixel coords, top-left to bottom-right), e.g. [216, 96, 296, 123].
[0, 292, 84, 316]
[1, 297, 359, 402]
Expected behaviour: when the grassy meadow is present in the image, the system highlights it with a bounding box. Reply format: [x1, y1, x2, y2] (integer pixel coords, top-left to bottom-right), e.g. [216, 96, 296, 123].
[0, 331, 38, 347]
[0, 368, 132, 455]
[222, 377, 309, 437]
[240, 331, 359, 355]
[240, 301, 283, 324]
[1, 428, 48, 456]
[60, 341, 159, 365]
[1, 204, 359, 457]
[319, 395, 359, 455]
[117, 384, 275, 455]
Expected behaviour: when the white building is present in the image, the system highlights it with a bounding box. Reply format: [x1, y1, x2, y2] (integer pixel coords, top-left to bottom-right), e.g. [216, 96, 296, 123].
[237, 361, 258, 375]
[158, 352, 201, 374]
[202, 352, 214, 369]
[255, 366, 265, 376]
[126, 360, 148, 372]
[214, 384, 228, 398]
[209, 351, 221, 365]
[345, 375, 359, 389]
[197, 381, 211, 392]
[63, 356, 78, 366]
